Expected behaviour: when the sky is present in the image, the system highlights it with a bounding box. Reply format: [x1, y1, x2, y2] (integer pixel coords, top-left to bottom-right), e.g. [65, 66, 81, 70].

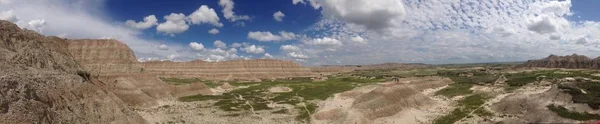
[1, 0, 600, 65]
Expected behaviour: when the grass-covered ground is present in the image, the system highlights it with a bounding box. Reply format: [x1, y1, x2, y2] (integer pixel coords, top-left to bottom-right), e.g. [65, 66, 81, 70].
[159, 77, 222, 87]
[558, 81, 600, 110]
[160, 77, 261, 88]
[547, 104, 600, 120]
[434, 94, 490, 124]
[178, 76, 384, 122]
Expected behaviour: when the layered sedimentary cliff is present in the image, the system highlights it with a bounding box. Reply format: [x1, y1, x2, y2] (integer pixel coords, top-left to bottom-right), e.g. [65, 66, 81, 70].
[0, 20, 146, 123]
[65, 39, 181, 107]
[143, 59, 314, 80]
[67, 39, 143, 75]
[63, 37, 314, 107]
[521, 54, 600, 69]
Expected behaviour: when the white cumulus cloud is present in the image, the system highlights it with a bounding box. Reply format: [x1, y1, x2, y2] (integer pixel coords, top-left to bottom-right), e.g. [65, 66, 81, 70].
[263, 53, 274, 58]
[288, 52, 309, 59]
[219, 0, 250, 22]
[307, 37, 342, 47]
[189, 42, 205, 51]
[320, 0, 405, 31]
[125, 15, 158, 30]
[231, 42, 242, 48]
[157, 44, 169, 51]
[188, 5, 223, 27]
[273, 11, 285, 22]
[156, 13, 189, 35]
[28, 19, 46, 32]
[241, 45, 265, 54]
[280, 45, 301, 52]
[0, 10, 17, 22]
[208, 28, 219, 34]
[214, 40, 227, 49]
[292, 0, 304, 5]
[351, 36, 366, 44]
[248, 31, 297, 42]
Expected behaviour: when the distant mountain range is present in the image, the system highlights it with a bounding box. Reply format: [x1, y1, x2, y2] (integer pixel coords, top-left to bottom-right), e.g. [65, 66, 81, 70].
[521, 54, 600, 69]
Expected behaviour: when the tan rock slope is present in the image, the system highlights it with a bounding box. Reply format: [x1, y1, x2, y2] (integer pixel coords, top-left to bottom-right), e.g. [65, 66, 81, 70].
[0, 20, 146, 123]
[67, 39, 144, 75]
[142, 59, 314, 80]
[313, 77, 452, 124]
[66, 39, 196, 107]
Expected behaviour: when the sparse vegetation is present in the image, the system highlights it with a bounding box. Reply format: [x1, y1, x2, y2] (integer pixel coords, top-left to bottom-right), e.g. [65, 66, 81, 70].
[558, 81, 600, 109]
[504, 72, 539, 88]
[272, 109, 288, 114]
[160, 77, 222, 87]
[295, 102, 317, 122]
[76, 70, 91, 81]
[547, 104, 600, 120]
[435, 83, 473, 97]
[178, 76, 382, 121]
[434, 94, 488, 124]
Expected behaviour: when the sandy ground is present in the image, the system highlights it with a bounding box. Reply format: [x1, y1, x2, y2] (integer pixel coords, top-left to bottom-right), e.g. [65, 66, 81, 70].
[135, 99, 299, 124]
[373, 86, 453, 124]
[312, 77, 454, 124]
[268, 86, 293, 93]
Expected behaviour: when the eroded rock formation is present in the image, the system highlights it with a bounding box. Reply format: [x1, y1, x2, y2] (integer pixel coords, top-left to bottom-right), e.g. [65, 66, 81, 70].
[63, 35, 315, 107]
[521, 54, 600, 69]
[67, 39, 144, 75]
[0, 20, 146, 123]
[142, 59, 314, 80]
[312, 76, 452, 124]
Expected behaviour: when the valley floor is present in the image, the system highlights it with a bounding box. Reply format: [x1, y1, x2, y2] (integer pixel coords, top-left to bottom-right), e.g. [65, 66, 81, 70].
[136, 68, 600, 124]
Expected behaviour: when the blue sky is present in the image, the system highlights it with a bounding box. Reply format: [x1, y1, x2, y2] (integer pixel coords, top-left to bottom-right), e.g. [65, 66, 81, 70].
[105, 0, 321, 56]
[2, 0, 600, 65]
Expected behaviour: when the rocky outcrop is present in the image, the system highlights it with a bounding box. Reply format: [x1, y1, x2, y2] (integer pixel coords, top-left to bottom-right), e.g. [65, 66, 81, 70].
[142, 59, 314, 80]
[65, 39, 176, 107]
[67, 39, 143, 75]
[0, 20, 146, 123]
[521, 54, 600, 69]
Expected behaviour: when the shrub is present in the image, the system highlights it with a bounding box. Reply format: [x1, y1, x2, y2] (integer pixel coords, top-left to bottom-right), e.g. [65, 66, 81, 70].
[76, 70, 91, 81]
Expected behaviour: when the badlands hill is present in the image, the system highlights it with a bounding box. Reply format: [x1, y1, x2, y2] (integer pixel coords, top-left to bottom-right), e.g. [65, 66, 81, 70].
[521, 54, 600, 69]
[61, 30, 316, 108]
[143, 59, 314, 81]
[68, 39, 144, 75]
[0, 20, 146, 123]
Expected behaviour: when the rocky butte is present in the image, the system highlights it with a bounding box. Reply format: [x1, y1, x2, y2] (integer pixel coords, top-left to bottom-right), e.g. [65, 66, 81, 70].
[521, 54, 600, 69]
[142, 59, 315, 81]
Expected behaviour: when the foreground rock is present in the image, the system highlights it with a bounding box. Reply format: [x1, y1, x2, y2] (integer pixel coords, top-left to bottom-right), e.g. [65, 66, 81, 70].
[312, 76, 453, 124]
[0, 20, 146, 123]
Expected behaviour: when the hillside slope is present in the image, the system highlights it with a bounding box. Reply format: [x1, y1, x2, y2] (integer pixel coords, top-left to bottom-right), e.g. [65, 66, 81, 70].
[0, 20, 146, 123]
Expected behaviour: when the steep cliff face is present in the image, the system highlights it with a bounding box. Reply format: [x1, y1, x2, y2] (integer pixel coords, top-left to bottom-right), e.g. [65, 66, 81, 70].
[521, 54, 600, 69]
[66, 39, 176, 107]
[142, 59, 314, 80]
[67, 39, 143, 75]
[0, 20, 146, 123]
